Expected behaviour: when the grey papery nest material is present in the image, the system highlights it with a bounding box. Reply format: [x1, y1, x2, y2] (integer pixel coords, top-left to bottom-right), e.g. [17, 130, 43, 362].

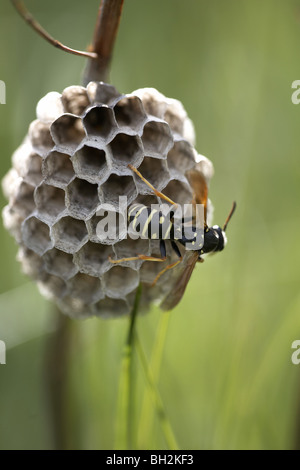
[2, 82, 214, 318]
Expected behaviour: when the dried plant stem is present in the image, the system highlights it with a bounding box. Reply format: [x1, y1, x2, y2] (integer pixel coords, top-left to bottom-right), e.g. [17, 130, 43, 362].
[45, 307, 73, 450]
[115, 284, 142, 450]
[135, 333, 179, 450]
[137, 311, 171, 448]
[82, 0, 124, 85]
[11, 0, 97, 59]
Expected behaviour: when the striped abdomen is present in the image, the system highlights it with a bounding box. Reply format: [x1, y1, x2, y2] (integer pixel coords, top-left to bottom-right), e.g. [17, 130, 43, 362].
[128, 204, 173, 240]
[127, 203, 204, 250]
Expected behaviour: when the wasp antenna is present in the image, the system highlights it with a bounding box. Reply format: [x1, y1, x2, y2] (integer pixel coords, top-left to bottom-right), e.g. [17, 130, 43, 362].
[223, 201, 236, 232]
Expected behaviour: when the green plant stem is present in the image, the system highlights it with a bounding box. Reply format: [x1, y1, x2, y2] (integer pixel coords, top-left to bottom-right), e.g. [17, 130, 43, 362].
[44, 307, 73, 450]
[135, 333, 179, 450]
[82, 0, 124, 85]
[115, 284, 142, 450]
[137, 311, 171, 448]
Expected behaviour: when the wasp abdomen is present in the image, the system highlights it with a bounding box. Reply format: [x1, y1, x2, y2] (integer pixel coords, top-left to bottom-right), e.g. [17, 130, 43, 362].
[128, 204, 174, 240]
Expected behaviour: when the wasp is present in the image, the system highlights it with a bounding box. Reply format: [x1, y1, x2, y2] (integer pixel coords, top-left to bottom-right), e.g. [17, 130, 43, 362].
[109, 163, 236, 310]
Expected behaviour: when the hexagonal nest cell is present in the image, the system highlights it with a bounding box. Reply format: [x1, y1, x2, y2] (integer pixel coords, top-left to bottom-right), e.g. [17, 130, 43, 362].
[22, 216, 53, 255]
[142, 119, 174, 158]
[11, 180, 35, 219]
[17, 246, 44, 278]
[52, 216, 88, 253]
[162, 179, 193, 206]
[67, 272, 103, 303]
[72, 145, 108, 183]
[167, 140, 196, 174]
[113, 238, 150, 270]
[51, 114, 86, 151]
[38, 273, 67, 300]
[103, 265, 139, 298]
[66, 178, 99, 219]
[87, 82, 121, 106]
[43, 247, 78, 281]
[83, 106, 116, 141]
[35, 183, 66, 221]
[21, 152, 43, 186]
[43, 151, 74, 188]
[29, 120, 54, 155]
[2, 81, 216, 319]
[73, 241, 114, 277]
[109, 133, 143, 168]
[114, 95, 147, 132]
[133, 157, 170, 194]
[100, 173, 137, 207]
[61, 86, 90, 116]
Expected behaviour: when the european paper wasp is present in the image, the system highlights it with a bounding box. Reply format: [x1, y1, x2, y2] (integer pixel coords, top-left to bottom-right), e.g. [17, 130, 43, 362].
[109, 163, 236, 309]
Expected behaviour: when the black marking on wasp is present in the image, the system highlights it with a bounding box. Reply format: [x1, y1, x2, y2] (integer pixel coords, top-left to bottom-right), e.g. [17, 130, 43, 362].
[109, 163, 236, 307]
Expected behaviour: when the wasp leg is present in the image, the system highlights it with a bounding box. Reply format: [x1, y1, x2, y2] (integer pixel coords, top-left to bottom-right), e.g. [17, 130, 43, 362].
[128, 164, 178, 208]
[109, 240, 168, 265]
[151, 241, 182, 286]
[191, 192, 197, 207]
[109, 254, 167, 264]
[171, 241, 181, 258]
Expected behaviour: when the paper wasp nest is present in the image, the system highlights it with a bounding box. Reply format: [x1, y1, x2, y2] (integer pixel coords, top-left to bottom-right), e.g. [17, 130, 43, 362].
[2, 82, 213, 318]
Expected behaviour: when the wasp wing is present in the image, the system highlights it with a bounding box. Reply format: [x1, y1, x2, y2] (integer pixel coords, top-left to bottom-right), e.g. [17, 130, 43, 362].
[160, 167, 209, 310]
[160, 252, 198, 311]
[186, 168, 208, 224]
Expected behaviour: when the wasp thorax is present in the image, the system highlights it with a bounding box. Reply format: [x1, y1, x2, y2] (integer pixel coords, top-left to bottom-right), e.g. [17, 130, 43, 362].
[2, 82, 214, 318]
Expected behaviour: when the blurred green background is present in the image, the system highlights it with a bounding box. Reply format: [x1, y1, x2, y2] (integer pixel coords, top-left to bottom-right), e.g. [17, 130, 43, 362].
[1, 0, 300, 450]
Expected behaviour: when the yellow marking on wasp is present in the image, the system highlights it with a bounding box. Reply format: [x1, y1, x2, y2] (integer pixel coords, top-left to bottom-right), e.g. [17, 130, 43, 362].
[132, 206, 147, 230]
[164, 221, 173, 239]
[159, 216, 165, 224]
[142, 209, 158, 237]
[128, 204, 140, 217]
